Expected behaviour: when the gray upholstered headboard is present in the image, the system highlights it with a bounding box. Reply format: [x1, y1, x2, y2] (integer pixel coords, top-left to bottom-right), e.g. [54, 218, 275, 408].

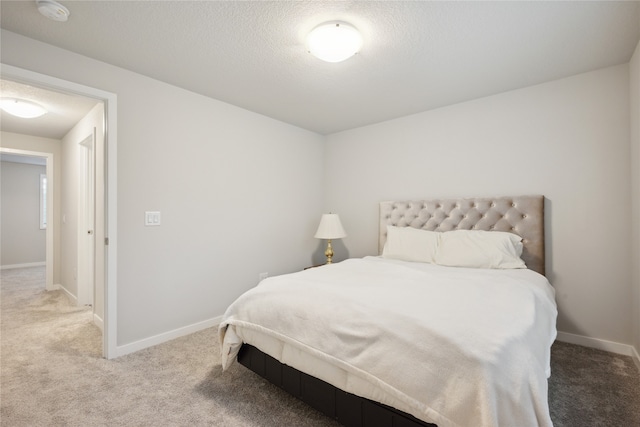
[379, 195, 545, 276]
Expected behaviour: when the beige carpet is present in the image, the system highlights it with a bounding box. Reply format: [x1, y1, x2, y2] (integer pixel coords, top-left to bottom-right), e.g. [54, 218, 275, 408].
[1, 266, 639, 426]
[1, 267, 340, 427]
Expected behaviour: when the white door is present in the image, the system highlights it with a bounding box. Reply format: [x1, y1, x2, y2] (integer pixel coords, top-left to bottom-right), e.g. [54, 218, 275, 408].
[77, 131, 95, 307]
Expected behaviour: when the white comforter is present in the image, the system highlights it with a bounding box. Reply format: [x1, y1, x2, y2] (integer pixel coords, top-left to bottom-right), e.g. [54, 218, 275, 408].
[219, 257, 557, 427]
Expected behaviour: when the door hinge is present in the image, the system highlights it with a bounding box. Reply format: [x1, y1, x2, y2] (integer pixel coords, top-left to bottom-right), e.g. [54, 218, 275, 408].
[105, 237, 109, 245]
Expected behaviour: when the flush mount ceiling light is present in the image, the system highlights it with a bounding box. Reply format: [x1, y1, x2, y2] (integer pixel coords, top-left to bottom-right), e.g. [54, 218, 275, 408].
[36, 0, 70, 22]
[0, 98, 48, 118]
[307, 22, 363, 63]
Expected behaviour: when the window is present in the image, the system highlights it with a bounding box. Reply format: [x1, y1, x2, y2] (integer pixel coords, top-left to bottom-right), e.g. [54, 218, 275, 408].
[40, 173, 47, 229]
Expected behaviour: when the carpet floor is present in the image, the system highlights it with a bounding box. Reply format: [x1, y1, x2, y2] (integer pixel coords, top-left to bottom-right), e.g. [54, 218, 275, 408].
[1, 266, 639, 426]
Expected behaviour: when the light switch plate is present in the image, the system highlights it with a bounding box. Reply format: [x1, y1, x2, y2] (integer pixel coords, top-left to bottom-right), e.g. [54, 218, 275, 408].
[145, 211, 161, 226]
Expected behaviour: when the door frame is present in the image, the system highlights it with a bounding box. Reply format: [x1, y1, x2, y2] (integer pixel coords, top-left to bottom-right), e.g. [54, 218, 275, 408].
[1, 63, 118, 359]
[0, 148, 54, 291]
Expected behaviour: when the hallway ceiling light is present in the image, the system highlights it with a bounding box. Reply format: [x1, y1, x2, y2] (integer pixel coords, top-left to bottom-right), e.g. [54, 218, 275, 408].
[0, 98, 48, 118]
[307, 22, 363, 63]
[36, 0, 70, 22]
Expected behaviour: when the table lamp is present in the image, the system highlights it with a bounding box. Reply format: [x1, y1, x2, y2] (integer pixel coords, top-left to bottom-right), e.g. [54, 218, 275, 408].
[314, 213, 347, 264]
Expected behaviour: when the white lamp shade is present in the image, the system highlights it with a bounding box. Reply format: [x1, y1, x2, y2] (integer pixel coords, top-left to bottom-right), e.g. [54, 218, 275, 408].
[314, 214, 347, 239]
[307, 22, 362, 63]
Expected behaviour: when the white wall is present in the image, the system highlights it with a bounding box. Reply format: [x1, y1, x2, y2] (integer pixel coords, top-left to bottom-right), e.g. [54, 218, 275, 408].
[1, 30, 325, 348]
[630, 39, 640, 359]
[0, 161, 46, 266]
[325, 65, 632, 346]
[0, 132, 62, 282]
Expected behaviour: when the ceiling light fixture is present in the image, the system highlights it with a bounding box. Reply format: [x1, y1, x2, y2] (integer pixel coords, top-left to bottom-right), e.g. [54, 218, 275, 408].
[0, 98, 48, 118]
[307, 22, 363, 63]
[36, 0, 70, 22]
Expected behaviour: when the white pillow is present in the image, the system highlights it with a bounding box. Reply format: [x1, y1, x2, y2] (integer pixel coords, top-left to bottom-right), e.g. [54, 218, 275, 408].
[433, 229, 526, 269]
[382, 225, 440, 263]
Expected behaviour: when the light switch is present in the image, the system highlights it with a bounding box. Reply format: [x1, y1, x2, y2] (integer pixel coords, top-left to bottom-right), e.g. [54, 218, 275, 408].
[145, 211, 161, 226]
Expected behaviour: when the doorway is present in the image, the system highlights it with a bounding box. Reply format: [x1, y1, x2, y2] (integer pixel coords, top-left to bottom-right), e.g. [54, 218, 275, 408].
[1, 63, 118, 359]
[0, 149, 54, 291]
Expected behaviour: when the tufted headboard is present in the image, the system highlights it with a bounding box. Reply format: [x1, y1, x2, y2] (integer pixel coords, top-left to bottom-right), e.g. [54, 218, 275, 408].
[379, 195, 545, 276]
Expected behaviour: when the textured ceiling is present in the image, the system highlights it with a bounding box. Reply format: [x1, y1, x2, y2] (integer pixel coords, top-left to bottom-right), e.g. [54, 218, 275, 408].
[1, 1, 639, 136]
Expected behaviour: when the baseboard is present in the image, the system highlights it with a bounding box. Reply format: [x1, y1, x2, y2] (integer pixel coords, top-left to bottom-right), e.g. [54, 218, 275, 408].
[53, 284, 78, 306]
[109, 323, 640, 370]
[93, 313, 104, 332]
[53, 284, 103, 331]
[113, 315, 223, 358]
[632, 346, 640, 372]
[556, 331, 638, 360]
[1, 262, 46, 270]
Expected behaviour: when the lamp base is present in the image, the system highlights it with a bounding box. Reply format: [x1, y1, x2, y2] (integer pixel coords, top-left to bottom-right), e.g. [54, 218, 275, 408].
[324, 239, 334, 264]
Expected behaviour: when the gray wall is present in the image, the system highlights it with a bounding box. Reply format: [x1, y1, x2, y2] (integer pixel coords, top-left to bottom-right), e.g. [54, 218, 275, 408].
[1, 160, 46, 266]
[325, 64, 633, 348]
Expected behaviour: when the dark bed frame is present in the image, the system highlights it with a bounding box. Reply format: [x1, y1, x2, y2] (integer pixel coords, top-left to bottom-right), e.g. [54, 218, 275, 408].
[235, 196, 545, 427]
[238, 344, 435, 427]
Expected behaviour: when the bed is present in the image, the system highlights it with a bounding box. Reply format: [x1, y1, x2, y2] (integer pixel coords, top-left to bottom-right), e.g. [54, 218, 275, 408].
[219, 195, 557, 427]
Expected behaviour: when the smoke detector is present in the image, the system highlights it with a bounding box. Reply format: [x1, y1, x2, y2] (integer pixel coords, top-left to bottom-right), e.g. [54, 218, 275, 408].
[36, 0, 70, 22]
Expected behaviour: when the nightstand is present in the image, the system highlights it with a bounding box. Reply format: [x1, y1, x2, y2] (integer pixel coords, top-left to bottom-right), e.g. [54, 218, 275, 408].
[304, 263, 327, 270]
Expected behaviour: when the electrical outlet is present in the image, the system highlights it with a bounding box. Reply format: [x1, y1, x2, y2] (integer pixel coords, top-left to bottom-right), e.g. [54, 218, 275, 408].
[259, 272, 268, 282]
